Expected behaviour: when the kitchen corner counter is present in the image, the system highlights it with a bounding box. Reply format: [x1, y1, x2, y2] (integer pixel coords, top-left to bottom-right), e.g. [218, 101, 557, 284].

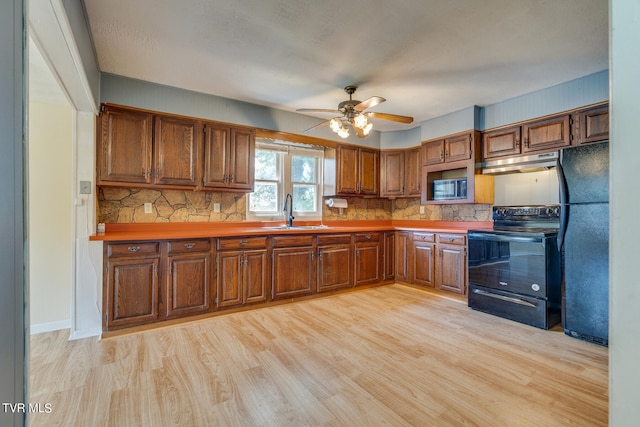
[89, 220, 493, 241]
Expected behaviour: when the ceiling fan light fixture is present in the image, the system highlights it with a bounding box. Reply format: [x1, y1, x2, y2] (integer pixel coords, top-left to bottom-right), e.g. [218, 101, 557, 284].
[362, 122, 373, 135]
[353, 114, 368, 129]
[329, 117, 342, 132]
[337, 126, 350, 138]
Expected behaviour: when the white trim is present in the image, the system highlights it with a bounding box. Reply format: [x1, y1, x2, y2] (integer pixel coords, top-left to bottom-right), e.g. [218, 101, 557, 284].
[30, 320, 70, 335]
[68, 328, 101, 341]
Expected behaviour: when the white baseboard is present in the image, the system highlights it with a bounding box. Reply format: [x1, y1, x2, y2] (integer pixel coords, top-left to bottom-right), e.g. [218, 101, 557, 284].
[68, 328, 101, 340]
[30, 320, 70, 335]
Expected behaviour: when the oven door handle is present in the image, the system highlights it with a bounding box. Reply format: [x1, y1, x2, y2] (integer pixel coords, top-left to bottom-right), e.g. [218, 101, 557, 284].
[472, 288, 538, 308]
[468, 232, 544, 244]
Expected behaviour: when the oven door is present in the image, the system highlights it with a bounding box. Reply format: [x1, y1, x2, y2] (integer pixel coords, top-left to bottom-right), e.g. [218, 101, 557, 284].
[468, 231, 557, 298]
[468, 284, 560, 329]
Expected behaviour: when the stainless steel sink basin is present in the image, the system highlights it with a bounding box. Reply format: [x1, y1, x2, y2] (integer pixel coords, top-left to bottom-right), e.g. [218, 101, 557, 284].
[263, 225, 329, 230]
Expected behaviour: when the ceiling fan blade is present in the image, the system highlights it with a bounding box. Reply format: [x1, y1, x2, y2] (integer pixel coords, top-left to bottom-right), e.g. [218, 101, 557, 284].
[354, 96, 386, 112]
[302, 119, 331, 134]
[296, 108, 342, 114]
[365, 111, 414, 124]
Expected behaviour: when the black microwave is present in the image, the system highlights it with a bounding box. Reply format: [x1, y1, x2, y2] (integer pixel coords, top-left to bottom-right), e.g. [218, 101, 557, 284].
[433, 178, 467, 200]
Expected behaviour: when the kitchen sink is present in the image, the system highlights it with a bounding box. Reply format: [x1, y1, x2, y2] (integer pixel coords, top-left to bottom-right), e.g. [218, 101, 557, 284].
[263, 225, 329, 230]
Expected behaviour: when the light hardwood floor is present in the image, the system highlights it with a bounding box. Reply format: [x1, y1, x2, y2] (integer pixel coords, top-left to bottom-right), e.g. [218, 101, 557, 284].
[29, 284, 608, 426]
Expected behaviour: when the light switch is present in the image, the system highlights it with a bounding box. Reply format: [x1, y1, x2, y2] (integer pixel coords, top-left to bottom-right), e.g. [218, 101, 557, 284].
[144, 203, 152, 214]
[213, 203, 221, 213]
[420, 205, 425, 214]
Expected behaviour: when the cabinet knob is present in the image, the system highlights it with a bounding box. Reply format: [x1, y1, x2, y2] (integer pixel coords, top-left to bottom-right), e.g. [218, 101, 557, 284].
[128, 246, 141, 252]
[184, 243, 196, 249]
[240, 240, 248, 246]
[365, 234, 371, 240]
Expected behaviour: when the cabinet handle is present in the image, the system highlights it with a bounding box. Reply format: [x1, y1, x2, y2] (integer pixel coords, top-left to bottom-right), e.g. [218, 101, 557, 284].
[229, 174, 234, 183]
[318, 250, 322, 259]
[128, 246, 141, 252]
[310, 252, 314, 261]
[447, 237, 455, 242]
[365, 234, 371, 240]
[524, 138, 529, 147]
[184, 243, 196, 249]
[239, 240, 248, 246]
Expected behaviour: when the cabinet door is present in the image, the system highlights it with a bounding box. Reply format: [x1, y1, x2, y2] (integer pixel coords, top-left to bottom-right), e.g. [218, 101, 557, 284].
[244, 249, 268, 304]
[574, 105, 609, 145]
[411, 241, 435, 287]
[154, 116, 200, 187]
[166, 252, 210, 316]
[482, 125, 521, 159]
[355, 241, 382, 286]
[423, 139, 445, 165]
[336, 145, 359, 195]
[384, 231, 395, 281]
[272, 247, 315, 299]
[216, 250, 243, 307]
[405, 147, 422, 196]
[445, 133, 472, 163]
[438, 244, 466, 294]
[99, 107, 153, 184]
[395, 232, 409, 282]
[523, 115, 571, 153]
[317, 244, 353, 292]
[203, 123, 230, 188]
[359, 148, 379, 195]
[380, 151, 405, 197]
[228, 128, 255, 190]
[105, 258, 159, 329]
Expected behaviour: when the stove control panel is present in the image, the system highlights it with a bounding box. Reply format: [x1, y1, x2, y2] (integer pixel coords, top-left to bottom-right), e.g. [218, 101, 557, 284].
[493, 205, 560, 220]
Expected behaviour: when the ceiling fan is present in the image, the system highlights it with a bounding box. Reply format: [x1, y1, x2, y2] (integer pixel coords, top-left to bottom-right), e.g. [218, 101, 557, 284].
[297, 85, 414, 138]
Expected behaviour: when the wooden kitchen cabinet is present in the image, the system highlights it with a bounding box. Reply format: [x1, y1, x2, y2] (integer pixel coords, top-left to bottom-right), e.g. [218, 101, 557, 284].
[423, 133, 472, 165]
[326, 144, 379, 196]
[573, 103, 609, 145]
[354, 232, 382, 286]
[482, 114, 571, 160]
[103, 241, 160, 330]
[165, 239, 212, 317]
[203, 123, 255, 191]
[383, 231, 395, 281]
[410, 232, 436, 288]
[394, 231, 409, 282]
[98, 105, 153, 185]
[317, 234, 353, 293]
[380, 147, 421, 198]
[154, 116, 201, 187]
[216, 237, 268, 307]
[272, 235, 316, 299]
[436, 233, 467, 294]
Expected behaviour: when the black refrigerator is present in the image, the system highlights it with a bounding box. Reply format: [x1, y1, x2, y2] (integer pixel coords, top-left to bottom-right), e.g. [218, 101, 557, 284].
[556, 141, 609, 346]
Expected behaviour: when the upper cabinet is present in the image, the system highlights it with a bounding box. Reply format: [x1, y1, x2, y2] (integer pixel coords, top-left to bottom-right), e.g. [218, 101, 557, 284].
[98, 105, 153, 185]
[325, 144, 379, 196]
[97, 104, 255, 192]
[572, 103, 609, 145]
[203, 123, 255, 191]
[483, 114, 570, 160]
[423, 133, 472, 166]
[380, 147, 421, 198]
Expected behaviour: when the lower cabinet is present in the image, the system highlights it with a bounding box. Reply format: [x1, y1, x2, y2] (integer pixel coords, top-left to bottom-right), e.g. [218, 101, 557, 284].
[272, 235, 316, 299]
[216, 237, 268, 308]
[355, 232, 382, 286]
[165, 239, 212, 317]
[317, 234, 353, 293]
[104, 241, 161, 330]
[406, 232, 467, 294]
[395, 231, 409, 282]
[383, 231, 395, 281]
[410, 233, 436, 288]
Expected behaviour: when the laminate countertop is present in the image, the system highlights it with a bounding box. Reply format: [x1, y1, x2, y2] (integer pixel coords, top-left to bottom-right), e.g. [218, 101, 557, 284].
[89, 220, 493, 242]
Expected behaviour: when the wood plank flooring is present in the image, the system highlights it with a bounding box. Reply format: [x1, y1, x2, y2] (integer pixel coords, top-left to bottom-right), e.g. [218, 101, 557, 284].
[29, 284, 608, 426]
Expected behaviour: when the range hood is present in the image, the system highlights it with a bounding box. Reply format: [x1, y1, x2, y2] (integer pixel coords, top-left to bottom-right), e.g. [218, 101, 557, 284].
[482, 151, 559, 175]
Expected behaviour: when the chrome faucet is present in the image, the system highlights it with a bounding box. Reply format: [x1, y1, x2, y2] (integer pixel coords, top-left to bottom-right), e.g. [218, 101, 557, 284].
[283, 193, 294, 227]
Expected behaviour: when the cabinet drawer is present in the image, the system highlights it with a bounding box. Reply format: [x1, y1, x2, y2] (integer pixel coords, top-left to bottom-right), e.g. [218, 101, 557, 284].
[317, 234, 352, 246]
[167, 239, 211, 254]
[217, 236, 267, 250]
[412, 232, 435, 242]
[437, 233, 466, 245]
[107, 241, 159, 257]
[354, 232, 380, 243]
[272, 235, 314, 248]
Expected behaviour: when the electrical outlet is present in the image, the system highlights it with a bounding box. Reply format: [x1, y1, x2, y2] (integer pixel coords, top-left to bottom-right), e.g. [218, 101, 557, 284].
[420, 205, 425, 214]
[213, 203, 221, 213]
[79, 181, 92, 194]
[144, 203, 152, 214]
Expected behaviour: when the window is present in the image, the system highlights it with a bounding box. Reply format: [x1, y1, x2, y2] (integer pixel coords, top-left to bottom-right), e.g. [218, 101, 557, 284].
[248, 140, 324, 221]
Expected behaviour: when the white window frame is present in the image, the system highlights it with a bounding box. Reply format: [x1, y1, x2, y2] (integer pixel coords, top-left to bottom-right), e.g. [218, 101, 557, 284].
[247, 139, 324, 222]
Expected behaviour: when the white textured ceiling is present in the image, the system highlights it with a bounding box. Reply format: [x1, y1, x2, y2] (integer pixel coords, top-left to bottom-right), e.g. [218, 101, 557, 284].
[83, 0, 608, 132]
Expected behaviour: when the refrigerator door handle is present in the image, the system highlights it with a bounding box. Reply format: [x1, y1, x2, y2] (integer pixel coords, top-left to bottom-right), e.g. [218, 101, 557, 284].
[556, 158, 568, 251]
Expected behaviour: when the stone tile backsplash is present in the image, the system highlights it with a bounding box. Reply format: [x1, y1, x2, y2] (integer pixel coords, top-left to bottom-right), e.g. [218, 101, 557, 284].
[97, 188, 492, 223]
